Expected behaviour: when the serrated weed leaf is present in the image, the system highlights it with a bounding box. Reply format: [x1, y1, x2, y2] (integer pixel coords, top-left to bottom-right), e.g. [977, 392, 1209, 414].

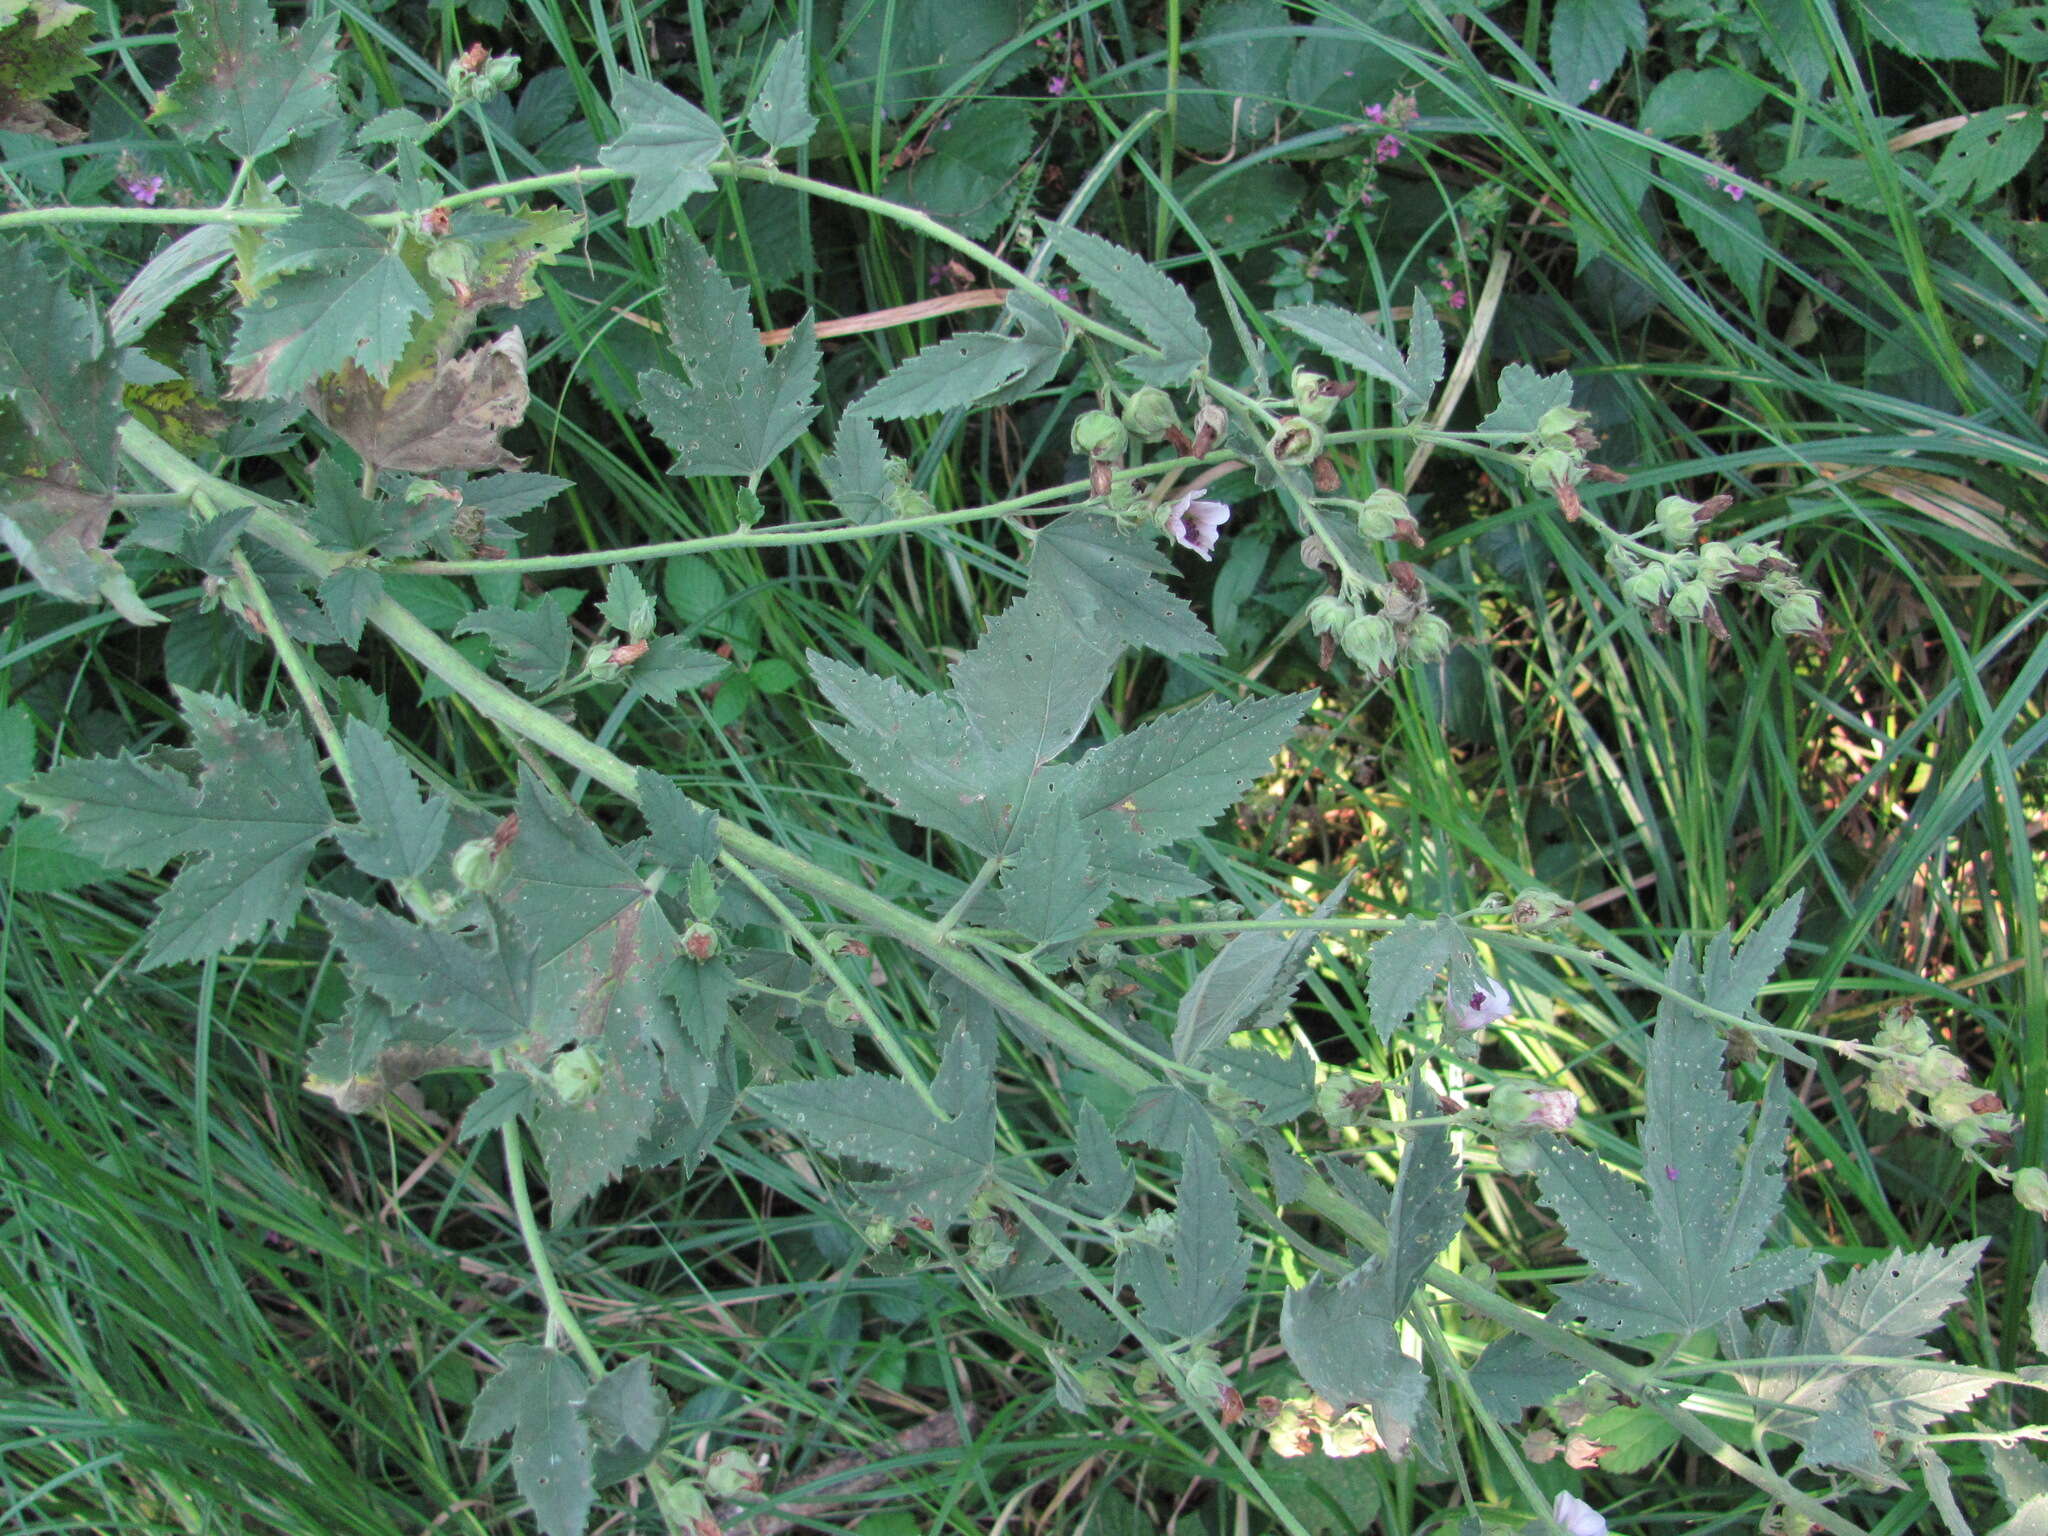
[157, 0, 342, 160]
[454, 604, 573, 693]
[1364, 917, 1467, 1042]
[1173, 877, 1351, 1064]
[1270, 302, 1432, 415]
[821, 415, 894, 524]
[748, 31, 819, 151]
[641, 226, 819, 479]
[332, 719, 449, 881]
[1029, 514, 1220, 658]
[852, 331, 1034, 420]
[1049, 227, 1207, 385]
[1474, 362, 1575, 439]
[1121, 1129, 1249, 1341]
[1404, 287, 1446, 400]
[637, 771, 720, 868]
[1539, 934, 1823, 1339]
[600, 76, 726, 226]
[1070, 1100, 1135, 1218]
[21, 690, 335, 969]
[464, 1344, 596, 1536]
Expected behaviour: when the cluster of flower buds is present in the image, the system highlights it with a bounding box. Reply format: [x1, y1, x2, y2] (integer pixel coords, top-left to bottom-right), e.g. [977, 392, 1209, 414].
[1866, 1007, 2014, 1150]
[1075, 392, 1239, 558]
[446, 43, 522, 108]
[1517, 405, 1625, 521]
[1318, 486, 1423, 547]
[1607, 500, 1827, 648]
[1316, 1072, 1386, 1128]
[1487, 1078, 1581, 1174]
[1257, 1392, 1384, 1458]
[1304, 561, 1453, 677]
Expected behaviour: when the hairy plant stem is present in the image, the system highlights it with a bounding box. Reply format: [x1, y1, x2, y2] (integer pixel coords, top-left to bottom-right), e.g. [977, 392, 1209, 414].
[120, 410, 1864, 1536]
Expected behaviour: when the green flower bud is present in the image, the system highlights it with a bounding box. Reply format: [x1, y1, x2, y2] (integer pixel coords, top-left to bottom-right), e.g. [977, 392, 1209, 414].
[1489, 1084, 1579, 1133]
[1524, 446, 1578, 489]
[1121, 386, 1180, 443]
[681, 921, 720, 962]
[860, 1216, 897, 1248]
[1928, 1084, 1981, 1129]
[1071, 409, 1127, 460]
[1622, 567, 1670, 608]
[1696, 540, 1739, 584]
[1770, 591, 1823, 640]
[451, 835, 507, 895]
[1496, 1134, 1543, 1175]
[1291, 369, 1340, 424]
[1321, 1415, 1378, 1458]
[2014, 1168, 2048, 1216]
[1536, 404, 1592, 446]
[1269, 416, 1325, 466]
[1874, 1008, 1931, 1057]
[1667, 579, 1714, 623]
[1355, 487, 1409, 541]
[550, 1045, 603, 1105]
[1305, 594, 1351, 635]
[1340, 613, 1398, 674]
[1732, 540, 1780, 568]
[703, 1447, 759, 1499]
[1654, 495, 1705, 544]
[582, 638, 624, 681]
[1916, 1047, 1969, 1093]
[1867, 1060, 1914, 1114]
[1317, 1074, 1383, 1127]
[1510, 887, 1574, 931]
[1405, 611, 1454, 664]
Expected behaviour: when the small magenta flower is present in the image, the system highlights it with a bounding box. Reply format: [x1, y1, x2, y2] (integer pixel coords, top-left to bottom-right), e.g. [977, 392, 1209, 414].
[1047, 74, 1068, 96]
[1446, 974, 1512, 1032]
[1165, 491, 1230, 560]
[1375, 136, 1402, 162]
[1364, 102, 1387, 123]
[121, 174, 166, 206]
[1726, 183, 1745, 201]
[1552, 1491, 1608, 1536]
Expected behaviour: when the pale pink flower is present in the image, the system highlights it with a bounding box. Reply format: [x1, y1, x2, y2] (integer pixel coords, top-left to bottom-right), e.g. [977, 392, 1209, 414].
[1553, 1492, 1608, 1536]
[1446, 974, 1511, 1032]
[1165, 492, 1230, 560]
[122, 174, 165, 206]
[1364, 102, 1387, 123]
[1047, 74, 1068, 96]
[1526, 1088, 1579, 1132]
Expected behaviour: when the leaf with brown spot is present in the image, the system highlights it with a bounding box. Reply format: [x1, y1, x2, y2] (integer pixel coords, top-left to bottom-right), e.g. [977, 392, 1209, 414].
[308, 329, 530, 473]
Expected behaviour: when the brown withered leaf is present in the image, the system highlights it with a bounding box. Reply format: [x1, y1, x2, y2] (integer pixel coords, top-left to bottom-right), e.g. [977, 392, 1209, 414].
[0, 469, 164, 625]
[307, 328, 529, 474]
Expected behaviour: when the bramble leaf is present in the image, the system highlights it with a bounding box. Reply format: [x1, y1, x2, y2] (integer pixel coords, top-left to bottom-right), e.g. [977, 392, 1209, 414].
[599, 75, 727, 227]
[1538, 932, 1824, 1340]
[751, 1018, 996, 1220]
[640, 226, 820, 480]
[155, 0, 342, 160]
[1049, 227, 1208, 385]
[748, 30, 818, 150]
[1725, 1237, 1991, 1481]
[463, 1344, 595, 1536]
[1173, 878, 1350, 1064]
[1120, 1129, 1250, 1341]
[332, 720, 449, 881]
[1029, 514, 1220, 658]
[19, 690, 334, 969]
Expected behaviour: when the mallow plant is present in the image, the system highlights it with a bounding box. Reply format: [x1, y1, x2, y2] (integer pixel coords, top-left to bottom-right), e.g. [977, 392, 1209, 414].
[0, 5, 2035, 1534]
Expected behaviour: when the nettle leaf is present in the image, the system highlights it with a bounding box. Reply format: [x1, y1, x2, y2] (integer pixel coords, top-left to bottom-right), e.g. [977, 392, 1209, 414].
[751, 1018, 996, 1220]
[996, 791, 1103, 947]
[332, 720, 448, 881]
[1404, 288, 1445, 401]
[155, 0, 342, 160]
[820, 415, 894, 524]
[748, 31, 818, 150]
[318, 568, 383, 650]
[1120, 1129, 1250, 1341]
[1270, 303, 1433, 415]
[463, 1344, 596, 1536]
[1049, 226, 1208, 385]
[852, 331, 1037, 420]
[453, 603, 574, 693]
[1029, 513, 1219, 658]
[227, 204, 431, 398]
[1855, 0, 1992, 61]
[625, 636, 729, 705]
[1282, 1083, 1463, 1454]
[1538, 935, 1824, 1340]
[1474, 362, 1574, 440]
[599, 75, 727, 227]
[1549, 0, 1644, 103]
[1173, 877, 1350, 1064]
[640, 226, 820, 480]
[19, 689, 334, 969]
[1725, 1237, 1991, 1481]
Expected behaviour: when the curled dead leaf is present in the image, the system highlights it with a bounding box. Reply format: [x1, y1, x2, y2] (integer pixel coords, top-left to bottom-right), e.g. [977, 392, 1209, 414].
[308, 328, 530, 474]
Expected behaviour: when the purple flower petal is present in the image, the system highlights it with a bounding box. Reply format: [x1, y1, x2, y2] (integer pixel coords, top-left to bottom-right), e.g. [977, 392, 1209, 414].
[1166, 493, 1230, 560]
